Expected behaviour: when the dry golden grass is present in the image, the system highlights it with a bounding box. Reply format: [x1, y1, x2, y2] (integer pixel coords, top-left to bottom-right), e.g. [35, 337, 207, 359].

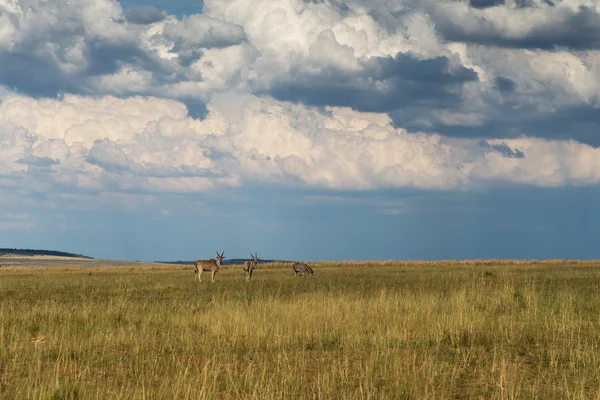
[2, 259, 600, 399]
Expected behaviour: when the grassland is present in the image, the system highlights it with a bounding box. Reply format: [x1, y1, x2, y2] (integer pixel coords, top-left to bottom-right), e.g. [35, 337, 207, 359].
[2, 258, 600, 399]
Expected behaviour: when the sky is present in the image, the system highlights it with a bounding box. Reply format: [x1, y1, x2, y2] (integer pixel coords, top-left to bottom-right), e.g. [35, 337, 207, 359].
[1, 0, 600, 262]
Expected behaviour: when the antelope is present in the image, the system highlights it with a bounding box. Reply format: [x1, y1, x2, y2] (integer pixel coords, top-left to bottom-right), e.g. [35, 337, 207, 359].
[243, 253, 260, 281]
[292, 262, 314, 278]
[194, 251, 225, 283]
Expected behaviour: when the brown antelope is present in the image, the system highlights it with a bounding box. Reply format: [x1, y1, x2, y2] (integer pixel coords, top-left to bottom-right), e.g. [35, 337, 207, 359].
[292, 262, 314, 277]
[194, 251, 225, 283]
[243, 253, 260, 281]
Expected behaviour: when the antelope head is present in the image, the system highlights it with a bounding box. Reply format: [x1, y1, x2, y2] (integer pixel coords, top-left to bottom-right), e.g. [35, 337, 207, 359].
[251, 252, 260, 266]
[216, 251, 225, 267]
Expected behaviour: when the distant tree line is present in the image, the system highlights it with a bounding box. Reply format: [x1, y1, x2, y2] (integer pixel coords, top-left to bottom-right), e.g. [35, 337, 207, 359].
[0, 248, 93, 259]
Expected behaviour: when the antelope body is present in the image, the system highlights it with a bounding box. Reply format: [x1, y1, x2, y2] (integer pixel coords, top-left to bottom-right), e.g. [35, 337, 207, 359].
[194, 251, 225, 283]
[292, 262, 314, 277]
[243, 253, 260, 281]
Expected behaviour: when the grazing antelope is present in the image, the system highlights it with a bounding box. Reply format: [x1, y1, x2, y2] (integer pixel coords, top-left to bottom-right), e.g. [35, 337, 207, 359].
[292, 262, 314, 278]
[194, 251, 225, 283]
[243, 253, 260, 281]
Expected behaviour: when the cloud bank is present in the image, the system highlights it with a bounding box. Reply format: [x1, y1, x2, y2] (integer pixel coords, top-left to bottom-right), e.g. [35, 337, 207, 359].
[1, 91, 600, 198]
[0, 0, 600, 203]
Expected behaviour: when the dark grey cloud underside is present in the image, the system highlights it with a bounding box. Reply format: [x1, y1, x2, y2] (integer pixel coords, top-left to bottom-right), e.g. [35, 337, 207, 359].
[85, 39, 173, 77]
[437, 6, 600, 50]
[0, 51, 81, 97]
[469, 0, 504, 9]
[393, 104, 600, 147]
[366, 53, 478, 82]
[0, 37, 175, 97]
[495, 76, 516, 92]
[124, 5, 166, 24]
[268, 53, 478, 112]
[479, 140, 525, 158]
[467, 0, 556, 8]
[17, 155, 60, 167]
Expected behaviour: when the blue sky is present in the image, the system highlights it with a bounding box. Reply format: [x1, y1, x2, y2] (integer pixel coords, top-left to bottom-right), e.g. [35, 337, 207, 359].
[1, 0, 600, 262]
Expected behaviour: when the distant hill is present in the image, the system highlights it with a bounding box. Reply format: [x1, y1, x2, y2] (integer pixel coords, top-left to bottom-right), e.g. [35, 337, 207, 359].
[156, 258, 292, 266]
[0, 248, 93, 259]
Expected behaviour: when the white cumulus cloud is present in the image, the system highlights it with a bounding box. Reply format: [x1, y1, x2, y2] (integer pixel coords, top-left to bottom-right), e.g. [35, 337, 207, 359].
[1, 90, 600, 202]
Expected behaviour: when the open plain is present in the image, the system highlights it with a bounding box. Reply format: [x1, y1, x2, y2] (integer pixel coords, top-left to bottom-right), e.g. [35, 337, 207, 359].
[2, 256, 600, 399]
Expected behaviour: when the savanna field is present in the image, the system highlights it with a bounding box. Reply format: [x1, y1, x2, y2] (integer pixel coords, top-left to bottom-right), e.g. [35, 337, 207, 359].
[2, 259, 600, 399]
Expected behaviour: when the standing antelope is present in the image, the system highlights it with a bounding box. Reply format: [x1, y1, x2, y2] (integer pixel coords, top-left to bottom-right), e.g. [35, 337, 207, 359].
[292, 262, 314, 278]
[194, 251, 225, 283]
[243, 253, 260, 281]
